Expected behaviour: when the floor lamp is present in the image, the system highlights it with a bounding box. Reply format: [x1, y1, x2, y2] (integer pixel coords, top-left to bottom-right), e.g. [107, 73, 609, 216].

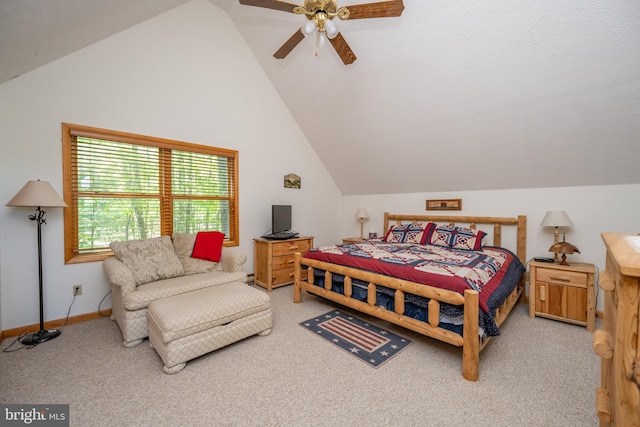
[6, 180, 67, 346]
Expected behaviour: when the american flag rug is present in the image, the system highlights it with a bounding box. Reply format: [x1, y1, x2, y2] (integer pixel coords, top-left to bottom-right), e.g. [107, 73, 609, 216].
[299, 310, 413, 368]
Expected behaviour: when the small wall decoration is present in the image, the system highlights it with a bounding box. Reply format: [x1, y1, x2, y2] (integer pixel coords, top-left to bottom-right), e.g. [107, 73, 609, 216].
[426, 199, 462, 211]
[284, 173, 301, 189]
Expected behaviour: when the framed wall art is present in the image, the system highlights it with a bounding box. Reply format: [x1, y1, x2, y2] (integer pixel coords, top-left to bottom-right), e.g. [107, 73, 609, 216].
[284, 173, 301, 189]
[426, 199, 462, 211]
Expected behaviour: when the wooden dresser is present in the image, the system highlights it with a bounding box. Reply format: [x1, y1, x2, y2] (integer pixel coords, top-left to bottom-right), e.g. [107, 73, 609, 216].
[253, 236, 314, 292]
[593, 233, 640, 426]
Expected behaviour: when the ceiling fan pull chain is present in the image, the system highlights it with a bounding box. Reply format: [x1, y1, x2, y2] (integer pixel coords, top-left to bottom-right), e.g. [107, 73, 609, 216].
[315, 31, 325, 56]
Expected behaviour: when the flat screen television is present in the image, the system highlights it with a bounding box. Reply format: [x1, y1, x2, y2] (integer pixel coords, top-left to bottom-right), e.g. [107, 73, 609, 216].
[272, 205, 292, 234]
[263, 205, 298, 240]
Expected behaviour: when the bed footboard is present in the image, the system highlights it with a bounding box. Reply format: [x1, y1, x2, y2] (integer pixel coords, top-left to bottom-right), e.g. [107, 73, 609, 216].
[294, 253, 484, 381]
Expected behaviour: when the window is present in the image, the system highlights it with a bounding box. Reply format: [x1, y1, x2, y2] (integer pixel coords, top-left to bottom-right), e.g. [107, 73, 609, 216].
[62, 123, 238, 264]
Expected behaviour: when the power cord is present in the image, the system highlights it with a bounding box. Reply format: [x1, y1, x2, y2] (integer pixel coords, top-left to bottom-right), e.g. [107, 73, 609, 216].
[2, 287, 80, 353]
[98, 290, 112, 317]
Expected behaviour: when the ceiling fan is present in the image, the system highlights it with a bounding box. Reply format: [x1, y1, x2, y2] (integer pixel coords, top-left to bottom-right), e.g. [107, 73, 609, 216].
[238, 0, 405, 65]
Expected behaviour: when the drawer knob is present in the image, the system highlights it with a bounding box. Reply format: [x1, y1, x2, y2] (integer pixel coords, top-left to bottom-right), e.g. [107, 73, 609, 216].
[550, 275, 571, 282]
[289, 245, 299, 250]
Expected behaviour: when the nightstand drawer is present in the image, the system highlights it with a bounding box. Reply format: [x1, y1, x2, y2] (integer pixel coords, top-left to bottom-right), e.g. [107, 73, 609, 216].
[272, 239, 312, 257]
[536, 268, 587, 288]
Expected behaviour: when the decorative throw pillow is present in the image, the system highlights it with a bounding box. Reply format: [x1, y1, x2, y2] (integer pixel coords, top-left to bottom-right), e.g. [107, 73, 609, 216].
[191, 231, 225, 262]
[109, 235, 185, 285]
[427, 225, 487, 251]
[172, 233, 222, 275]
[384, 222, 435, 244]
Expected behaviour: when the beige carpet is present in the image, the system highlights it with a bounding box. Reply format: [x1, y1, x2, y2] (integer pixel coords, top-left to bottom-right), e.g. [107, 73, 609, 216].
[1, 285, 600, 426]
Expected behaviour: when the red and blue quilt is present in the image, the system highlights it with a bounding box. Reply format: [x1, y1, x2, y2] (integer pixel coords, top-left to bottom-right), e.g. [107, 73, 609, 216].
[303, 241, 521, 313]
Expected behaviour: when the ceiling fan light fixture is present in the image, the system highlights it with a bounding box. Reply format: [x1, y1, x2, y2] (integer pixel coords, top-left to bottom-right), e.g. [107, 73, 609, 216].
[302, 19, 318, 36]
[324, 19, 339, 39]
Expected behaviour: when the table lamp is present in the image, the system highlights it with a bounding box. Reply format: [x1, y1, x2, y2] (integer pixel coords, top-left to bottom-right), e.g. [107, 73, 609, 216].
[355, 208, 369, 240]
[540, 210, 574, 262]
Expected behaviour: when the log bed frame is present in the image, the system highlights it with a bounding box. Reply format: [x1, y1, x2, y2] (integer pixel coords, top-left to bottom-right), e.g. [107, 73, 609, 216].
[293, 212, 527, 381]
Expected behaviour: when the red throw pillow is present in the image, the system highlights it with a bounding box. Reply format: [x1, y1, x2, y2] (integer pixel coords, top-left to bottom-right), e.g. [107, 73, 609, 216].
[191, 231, 225, 262]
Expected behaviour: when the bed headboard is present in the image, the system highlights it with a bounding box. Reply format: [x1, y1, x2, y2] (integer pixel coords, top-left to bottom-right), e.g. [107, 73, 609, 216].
[383, 212, 527, 264]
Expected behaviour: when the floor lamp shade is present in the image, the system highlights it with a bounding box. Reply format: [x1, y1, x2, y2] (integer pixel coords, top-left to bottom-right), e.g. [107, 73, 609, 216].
[6, 180, 68, 208]
[6, 180, 67, 346]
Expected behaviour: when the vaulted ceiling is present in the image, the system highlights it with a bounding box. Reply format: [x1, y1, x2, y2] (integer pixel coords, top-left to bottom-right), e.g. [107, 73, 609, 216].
[2, 0, 639, 195]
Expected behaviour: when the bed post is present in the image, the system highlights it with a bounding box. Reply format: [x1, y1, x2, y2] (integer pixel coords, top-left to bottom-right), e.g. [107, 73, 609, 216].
[462, 289, 480, 382]
[383, 212, 390, 236]
[517, 215, 527, 265]
[293, 252, 302, 303]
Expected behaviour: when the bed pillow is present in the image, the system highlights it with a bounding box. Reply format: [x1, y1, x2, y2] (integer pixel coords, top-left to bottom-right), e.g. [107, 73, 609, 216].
[109, 235, 185, 285]
[191, 231, 225, 262]
[426, 225, 487, 251]
[384, 222, 436, 244]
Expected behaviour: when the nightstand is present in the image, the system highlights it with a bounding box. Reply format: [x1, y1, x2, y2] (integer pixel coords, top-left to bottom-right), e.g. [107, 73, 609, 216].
[342, 237, 365, 244]
[529, 260, 596, 331]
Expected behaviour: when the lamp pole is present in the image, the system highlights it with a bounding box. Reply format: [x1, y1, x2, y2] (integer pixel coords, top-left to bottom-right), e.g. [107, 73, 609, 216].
[20, 206, 61, 345]
[32, 207, 46, 334]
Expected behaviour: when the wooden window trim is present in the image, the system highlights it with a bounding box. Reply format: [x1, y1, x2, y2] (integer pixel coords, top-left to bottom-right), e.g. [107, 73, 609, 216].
[62, 123, 239, 264]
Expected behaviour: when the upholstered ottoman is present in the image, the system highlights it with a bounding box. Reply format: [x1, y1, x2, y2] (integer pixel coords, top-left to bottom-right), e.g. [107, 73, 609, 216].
[147, 281, 272, 374]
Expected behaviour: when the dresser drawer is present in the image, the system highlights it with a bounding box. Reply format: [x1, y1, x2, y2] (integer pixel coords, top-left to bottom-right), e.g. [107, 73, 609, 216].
[273, 254, 296, 271]
[536, 267, 587, 288]
[272, 268, 295, 285]
[272, 239, 312, 257]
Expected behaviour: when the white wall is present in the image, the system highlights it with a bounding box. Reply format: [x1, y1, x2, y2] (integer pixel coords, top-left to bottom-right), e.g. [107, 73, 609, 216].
[0, 0, 343, 331]
[344, 183, 640, 311]
[2, 0, 637, 333]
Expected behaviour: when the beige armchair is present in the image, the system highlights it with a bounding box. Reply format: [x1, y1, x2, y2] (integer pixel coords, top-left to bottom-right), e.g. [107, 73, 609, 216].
[103, 234, 247, 347]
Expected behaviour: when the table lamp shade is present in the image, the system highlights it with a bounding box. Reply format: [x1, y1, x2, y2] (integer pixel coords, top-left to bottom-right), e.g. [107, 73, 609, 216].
[540, 210, 573, 227]
[355, 208, 369, 220]
[6, 180, 67, 208]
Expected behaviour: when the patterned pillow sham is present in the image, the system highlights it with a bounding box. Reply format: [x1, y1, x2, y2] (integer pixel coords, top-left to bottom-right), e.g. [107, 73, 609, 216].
[427, 225, 487, 251]
[383, 222, 436, 244]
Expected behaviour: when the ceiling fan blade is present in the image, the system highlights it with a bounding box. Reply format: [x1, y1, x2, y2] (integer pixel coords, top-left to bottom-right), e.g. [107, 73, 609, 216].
[239, 0, 299, 13]
[329, 33, 357, 65]
[345, 0, 405, 19]
[273, 29, 306, 59]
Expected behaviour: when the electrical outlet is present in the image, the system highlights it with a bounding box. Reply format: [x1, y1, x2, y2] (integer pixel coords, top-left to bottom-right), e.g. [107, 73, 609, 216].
[73, 284, 82, 296]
